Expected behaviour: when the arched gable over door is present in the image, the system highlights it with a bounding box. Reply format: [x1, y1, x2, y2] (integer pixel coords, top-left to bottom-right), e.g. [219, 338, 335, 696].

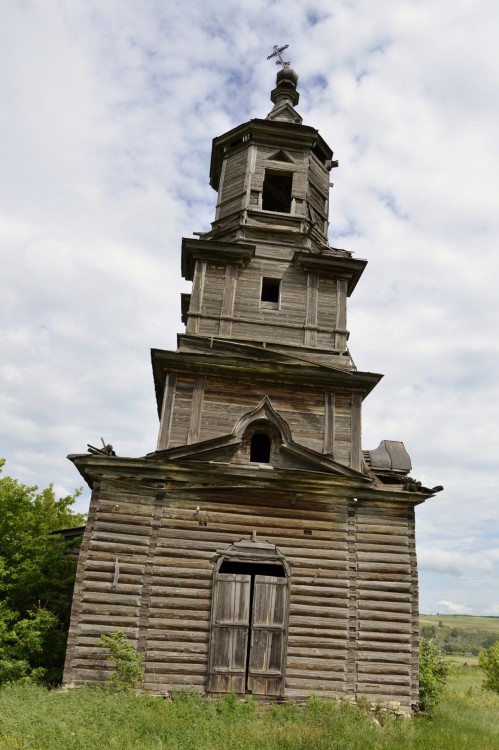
[207, 537, 290, 698]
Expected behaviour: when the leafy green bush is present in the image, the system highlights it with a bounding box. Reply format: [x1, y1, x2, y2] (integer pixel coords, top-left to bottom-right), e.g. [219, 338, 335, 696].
[0, 460, 85, 686]
[479, 641, 499, 693]
[419, 637, 449, 713]
[97, 629, 144, 690]
[0, 604, 59, 685]
[421, 624, 436, 639]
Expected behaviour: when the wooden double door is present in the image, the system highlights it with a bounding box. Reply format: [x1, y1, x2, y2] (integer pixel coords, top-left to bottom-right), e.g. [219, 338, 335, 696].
[207, 564, 289, 697]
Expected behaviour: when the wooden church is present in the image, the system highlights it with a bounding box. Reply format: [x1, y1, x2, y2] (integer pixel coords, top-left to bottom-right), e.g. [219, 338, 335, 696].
[63, 58, 442, 711]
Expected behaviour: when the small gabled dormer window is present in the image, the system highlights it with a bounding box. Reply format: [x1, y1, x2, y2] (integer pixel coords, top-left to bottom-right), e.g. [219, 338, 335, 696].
[250, 432, 272, 463]
[262, 171, 292, 213]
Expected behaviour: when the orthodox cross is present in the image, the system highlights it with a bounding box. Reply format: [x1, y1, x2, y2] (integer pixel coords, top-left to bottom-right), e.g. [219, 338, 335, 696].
[267, 44, 290, 68]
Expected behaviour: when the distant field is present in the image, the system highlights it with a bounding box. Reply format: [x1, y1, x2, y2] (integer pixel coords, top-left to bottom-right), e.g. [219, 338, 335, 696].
[419, 614, 499, 657]
[420, 614, 499, 632]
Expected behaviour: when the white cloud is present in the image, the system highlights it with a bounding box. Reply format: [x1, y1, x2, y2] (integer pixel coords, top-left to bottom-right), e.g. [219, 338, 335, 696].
[437, 600, 473, 616]
[418, 548, 495, 577]
[0, 0, 498, 611]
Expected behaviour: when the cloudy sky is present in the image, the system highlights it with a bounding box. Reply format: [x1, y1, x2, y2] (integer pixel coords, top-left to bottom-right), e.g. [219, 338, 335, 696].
[1, 0, 498, 616]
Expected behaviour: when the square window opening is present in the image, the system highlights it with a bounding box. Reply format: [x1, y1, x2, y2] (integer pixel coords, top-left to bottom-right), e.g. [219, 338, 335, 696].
[261, 278, 280, 304]
[262, 171, 292, 213]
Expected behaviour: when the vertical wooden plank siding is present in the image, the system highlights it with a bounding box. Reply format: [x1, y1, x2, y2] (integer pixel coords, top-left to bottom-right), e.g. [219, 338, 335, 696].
[334, 394, 353, 465]
[214, 159, 227, 221]
[219, 264, 238, 337]
[207, 574, 251, 694]
[187, 376, 205, 445]
[334, 279, 347, 351]
[304, 273, 318, 347]
[168, 377, 194, 447]
[187, 260, 207, 335]
[317, 277, 337, 349]
[350, 394, 362, 471]
[195, 379, 325, 455]
[323, 390, 335, 456]
[243, 145, 256, 211]
[248, 575, 288, 696]
[157, 374, 177, 451]
[217, 148, 250, 220]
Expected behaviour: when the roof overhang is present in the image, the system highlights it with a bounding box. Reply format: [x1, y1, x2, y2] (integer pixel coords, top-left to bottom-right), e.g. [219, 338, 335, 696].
[151, 341, 383, 418]
[293, 251, 367, 296]
[210, 118, 333, 191]
[68, 451, 437, 505]
[181, 238, 255, 281]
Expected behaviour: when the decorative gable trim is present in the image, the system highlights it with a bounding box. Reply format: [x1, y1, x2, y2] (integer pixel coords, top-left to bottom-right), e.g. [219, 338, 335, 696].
[267, 149, 295, 164]
[233, 396, 292, 442]
[267, 102, 303, 124]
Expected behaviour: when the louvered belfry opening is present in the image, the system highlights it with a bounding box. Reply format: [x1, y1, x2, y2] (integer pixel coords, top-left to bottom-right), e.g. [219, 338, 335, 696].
[208, 556, 289, 697]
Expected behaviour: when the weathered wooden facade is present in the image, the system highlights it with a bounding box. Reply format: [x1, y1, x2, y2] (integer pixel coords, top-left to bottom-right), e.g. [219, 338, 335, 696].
[63, 66, 442, 710]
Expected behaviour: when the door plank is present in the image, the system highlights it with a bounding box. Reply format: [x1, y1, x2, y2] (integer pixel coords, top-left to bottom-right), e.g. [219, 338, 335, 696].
[207, 573, 251, 694]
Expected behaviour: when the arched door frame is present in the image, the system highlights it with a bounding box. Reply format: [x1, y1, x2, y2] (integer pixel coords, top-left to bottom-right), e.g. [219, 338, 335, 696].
[207, 537, 290, 698]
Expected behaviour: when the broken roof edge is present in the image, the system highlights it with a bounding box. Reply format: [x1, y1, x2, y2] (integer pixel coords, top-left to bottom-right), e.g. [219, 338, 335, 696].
[67, 450, 438, 505]
[363, 440, 443, 499]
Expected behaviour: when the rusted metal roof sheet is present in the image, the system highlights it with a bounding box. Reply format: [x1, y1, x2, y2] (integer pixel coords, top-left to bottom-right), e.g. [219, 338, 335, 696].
[366, 440, 412, 474]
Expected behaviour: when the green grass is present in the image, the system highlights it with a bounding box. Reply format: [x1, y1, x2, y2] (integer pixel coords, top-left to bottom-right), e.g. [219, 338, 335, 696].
[1, 670, 499, 750]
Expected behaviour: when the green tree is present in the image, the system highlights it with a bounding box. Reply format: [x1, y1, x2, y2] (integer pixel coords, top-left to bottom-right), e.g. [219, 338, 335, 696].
[0, 460, 85, 685]
[419, 637, 449, 713]
[479, 641, 499, 693]
[421, 624, 436, 639]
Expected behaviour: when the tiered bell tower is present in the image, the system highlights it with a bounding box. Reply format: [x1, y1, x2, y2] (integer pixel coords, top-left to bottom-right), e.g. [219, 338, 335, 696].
[65, 54, 441, 710]
[154, 63, 378, 469]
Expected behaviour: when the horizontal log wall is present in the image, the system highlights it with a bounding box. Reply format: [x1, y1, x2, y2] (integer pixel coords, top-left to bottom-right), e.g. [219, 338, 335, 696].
[353, 502, 415, 708]
[64, 483, 417, 708]
[63, 487, 157, 685]
[65, 486, 352, 696]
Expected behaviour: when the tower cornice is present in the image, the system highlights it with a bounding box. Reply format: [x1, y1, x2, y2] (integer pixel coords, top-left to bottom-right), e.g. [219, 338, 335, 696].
[181, 237, 255, 280]
[209, 118, 333, 191]
[293, 251, 367, 296]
